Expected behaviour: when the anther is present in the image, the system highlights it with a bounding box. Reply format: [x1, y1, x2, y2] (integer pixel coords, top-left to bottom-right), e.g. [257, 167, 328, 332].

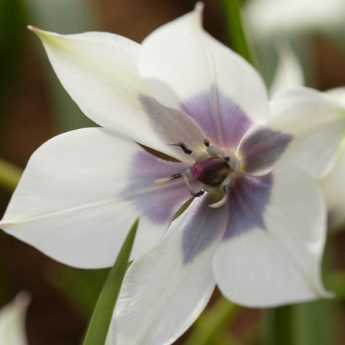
[171, 173, 182, 180]
[203, 139, 210, 147]
[191, 190, 205, 198]
[154, 173, 182, 184]
[171, 143, 193, 155]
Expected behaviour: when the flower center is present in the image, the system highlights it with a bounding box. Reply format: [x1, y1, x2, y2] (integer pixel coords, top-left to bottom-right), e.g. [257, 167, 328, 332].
[154, 139, 242, 208]
[191, 158, 231, 187]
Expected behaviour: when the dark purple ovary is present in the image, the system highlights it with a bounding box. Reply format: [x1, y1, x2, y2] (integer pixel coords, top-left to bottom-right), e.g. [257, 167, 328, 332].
[191, 158, 230, 187]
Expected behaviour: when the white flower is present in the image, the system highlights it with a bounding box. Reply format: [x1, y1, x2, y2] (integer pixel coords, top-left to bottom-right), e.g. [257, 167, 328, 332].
[272, 45, 345, 230]
[244, 0, 345, 39]
[0, 5, 344, 344]
[0, 294, 29, 345]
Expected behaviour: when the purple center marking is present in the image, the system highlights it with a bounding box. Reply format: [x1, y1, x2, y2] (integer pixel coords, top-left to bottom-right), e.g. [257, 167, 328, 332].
[182, 86, 252, 149]
[120, 150, 190, 224]
[224, 173, 273, 239]
[240, 128, 292, 174]
[127, 88, 292, 263]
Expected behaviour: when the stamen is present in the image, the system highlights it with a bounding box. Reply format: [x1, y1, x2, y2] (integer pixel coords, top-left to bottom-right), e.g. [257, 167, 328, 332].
[154, 173, 182, 185]
[171, 173, 182, 180]
[182, 173, 204, 197]
[171, 143, 193, 155]
[192, 190, 205, 198]
[206, 144, 225, 158]
[203, 139, 210, 147]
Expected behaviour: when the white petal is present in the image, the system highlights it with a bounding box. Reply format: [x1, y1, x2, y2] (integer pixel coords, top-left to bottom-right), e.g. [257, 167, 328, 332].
[271, 44, 304, 96]
[322, 142, 345, 229]
[269, 87, 345, 177]
[110, 197, 227, 345]
[0, 128, 190, 268]
[214, 161, 330, 307]
[139, 5, 269, 140]
[322, 88, 345, 228]
[326, 87, 345, 107]
[139, 96, 207, 160]
[244, 0, 345, 39]
[30, 27, 191, 160]
[0, 294, 29, 345]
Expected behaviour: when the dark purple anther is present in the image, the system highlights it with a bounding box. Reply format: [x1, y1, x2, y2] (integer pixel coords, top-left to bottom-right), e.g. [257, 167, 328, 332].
[191, 158, 231, 187]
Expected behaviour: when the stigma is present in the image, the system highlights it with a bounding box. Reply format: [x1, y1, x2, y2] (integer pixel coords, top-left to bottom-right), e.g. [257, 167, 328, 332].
[191, 158, 231, 187]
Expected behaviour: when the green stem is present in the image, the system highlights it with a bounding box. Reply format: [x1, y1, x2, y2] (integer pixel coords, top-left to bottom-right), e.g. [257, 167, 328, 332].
[265, 306, 295, 345]
[0, 159, 21, 191]
[222, 0, 256, 66]
[294, 300, 337, 345]
[185, 297, 240, 345]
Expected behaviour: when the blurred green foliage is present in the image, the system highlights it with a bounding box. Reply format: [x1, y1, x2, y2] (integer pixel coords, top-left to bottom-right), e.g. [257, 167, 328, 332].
[186, 297, 240, 345]
[223, 0, 256, 66]
[0, 159, 21, 191]
[49, 267, 108, 318]
[0, 0, 27, 149]
[28, 0, 97, 131]
[0, 0, 27, 107]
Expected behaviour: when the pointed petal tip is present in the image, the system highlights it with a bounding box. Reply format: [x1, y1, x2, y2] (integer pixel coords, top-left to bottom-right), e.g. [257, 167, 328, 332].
[324, 290, 335, 299]
[317, 286, 335, 300]
[27, 25, 45, 36]
[195, 2, 205, 13]
[27, 26, 60, 45]
[14, 292, 31, 308]
[190, 1, 204, 26]
[0, 219, 11, 229]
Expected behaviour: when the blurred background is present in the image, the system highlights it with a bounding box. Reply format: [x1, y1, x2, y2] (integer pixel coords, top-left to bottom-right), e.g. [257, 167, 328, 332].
[0, 0, 345, 344]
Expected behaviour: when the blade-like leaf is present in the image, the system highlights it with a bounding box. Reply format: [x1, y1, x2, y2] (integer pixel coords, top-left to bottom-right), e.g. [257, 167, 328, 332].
[294, 300, 337, 345]
[82, 219, 139, 345]
[265, 306, 295, 345]
[222, 0, 256, 66]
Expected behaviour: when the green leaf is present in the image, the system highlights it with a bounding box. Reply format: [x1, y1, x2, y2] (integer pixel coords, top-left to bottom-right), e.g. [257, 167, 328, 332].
[265, 306, 295, 345]
[265, 300, 337, 345]
[82, 219, 139, 345]
[0, 159, 21, 191]
[294, 300, 337, 345]
[222, 0, 256, 66]
[49, 267, 108, 318]
[185, 297, 239, 345]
